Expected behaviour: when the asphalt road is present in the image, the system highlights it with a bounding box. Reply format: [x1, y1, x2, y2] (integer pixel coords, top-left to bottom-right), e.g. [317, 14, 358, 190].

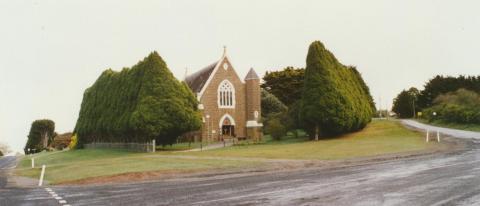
[3, 120, 480, 206]
[0, 156, 59, 206]
[402, 119, 480, 140]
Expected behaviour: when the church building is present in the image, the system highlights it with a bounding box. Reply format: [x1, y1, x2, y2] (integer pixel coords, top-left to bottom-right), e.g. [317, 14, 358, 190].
[185, 49, 262, 142]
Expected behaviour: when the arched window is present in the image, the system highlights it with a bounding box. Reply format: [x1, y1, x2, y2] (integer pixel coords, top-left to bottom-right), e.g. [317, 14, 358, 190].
[218, 80, 235, 108]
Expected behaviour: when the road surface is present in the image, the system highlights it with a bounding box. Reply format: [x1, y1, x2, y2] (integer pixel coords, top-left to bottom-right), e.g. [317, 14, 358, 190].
[0, 156, 59, 206]
[402, 119, 480, 140]
[3, 120, 480, 205]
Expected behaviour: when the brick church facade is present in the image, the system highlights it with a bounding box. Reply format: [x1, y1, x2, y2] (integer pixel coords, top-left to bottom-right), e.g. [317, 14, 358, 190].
[185, 49, 263, 142]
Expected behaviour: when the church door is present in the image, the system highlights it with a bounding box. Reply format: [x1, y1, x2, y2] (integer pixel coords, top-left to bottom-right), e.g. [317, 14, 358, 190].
[221, 117, 235, 137]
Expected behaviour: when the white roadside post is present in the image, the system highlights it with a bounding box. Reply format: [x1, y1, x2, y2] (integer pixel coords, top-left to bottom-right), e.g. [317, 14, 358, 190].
[426, 130, 430, 142]
[152, 139, 156, 153]
[38, 165, 46, 186]
[437, 131, 440, 142]
[31, 158, 35, 168]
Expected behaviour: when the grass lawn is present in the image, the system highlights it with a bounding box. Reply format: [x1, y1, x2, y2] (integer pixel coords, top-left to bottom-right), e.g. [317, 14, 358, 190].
[417, 119, 480, 132]
[156, 142, 203, 151]
[16, 149, 260, 184]
[16, 119, 443, 184]
[172, 119, 441, 160]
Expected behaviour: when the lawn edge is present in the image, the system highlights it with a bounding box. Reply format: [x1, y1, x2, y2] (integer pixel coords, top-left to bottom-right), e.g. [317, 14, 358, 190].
[46, 135, 465, 187]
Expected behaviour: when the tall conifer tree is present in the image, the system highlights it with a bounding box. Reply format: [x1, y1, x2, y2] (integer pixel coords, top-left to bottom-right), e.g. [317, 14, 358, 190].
[301, 41, 373, 139]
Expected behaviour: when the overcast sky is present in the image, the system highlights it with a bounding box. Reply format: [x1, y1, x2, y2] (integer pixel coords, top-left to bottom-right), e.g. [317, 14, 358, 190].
[1, 0, 480, 152]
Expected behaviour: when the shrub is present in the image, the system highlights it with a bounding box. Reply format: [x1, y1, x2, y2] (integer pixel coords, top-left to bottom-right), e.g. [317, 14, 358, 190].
[51, 132, 73, 150]
[423, 89, 480, 124]
[261, 89, 287, 119]
[265, 117, 287, 141]
[68, 134, 78, 150]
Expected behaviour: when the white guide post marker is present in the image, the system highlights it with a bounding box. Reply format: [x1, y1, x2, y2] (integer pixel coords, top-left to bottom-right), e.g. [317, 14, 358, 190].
[437, 131, 440, 142]
[31, 158, 35, 168]
[152, 139, 156, 153]
[426, 130, 430, 142]
[38, 165, 46, 186]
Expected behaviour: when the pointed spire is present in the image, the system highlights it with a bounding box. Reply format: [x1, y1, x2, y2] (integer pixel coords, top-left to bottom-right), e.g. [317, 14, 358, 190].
[245, 67, 259, 80]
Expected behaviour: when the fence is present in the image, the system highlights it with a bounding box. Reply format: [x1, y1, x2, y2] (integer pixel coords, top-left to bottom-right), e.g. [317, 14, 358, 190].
[84, 140, 156, 153]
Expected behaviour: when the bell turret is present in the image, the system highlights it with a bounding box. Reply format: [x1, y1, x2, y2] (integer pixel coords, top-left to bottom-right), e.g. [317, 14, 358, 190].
[245, 68, 262, 141]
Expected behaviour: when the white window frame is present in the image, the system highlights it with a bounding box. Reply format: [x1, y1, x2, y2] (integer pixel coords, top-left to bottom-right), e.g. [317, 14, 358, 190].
[218, 79, 235, 108]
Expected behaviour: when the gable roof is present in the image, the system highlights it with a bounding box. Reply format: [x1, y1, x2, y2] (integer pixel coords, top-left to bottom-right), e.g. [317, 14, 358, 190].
[185, 49, 245, 99]
[185, 61, 218, 93]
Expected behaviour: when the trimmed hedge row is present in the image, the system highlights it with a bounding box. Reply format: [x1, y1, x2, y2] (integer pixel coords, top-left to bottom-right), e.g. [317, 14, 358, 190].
[24, 119, 55, 153]
[74, 52, 201, 147]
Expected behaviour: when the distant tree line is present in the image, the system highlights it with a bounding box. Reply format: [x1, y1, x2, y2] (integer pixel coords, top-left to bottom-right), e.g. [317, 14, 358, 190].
[392, 75, 480, 124]
[74, 52, 201, 147]
[422, 89, 480, 124]
[417, 75, 480, 109]
[262, 41, 375, 140]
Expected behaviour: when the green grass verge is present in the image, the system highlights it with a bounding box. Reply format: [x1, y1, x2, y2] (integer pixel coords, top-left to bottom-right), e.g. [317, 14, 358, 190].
[156, 142, 203, 151]
[417, 119, 480, 132]
[16, 149, 259, 184]
[16, 119, 442, 184]
[170, 119, 440, 160]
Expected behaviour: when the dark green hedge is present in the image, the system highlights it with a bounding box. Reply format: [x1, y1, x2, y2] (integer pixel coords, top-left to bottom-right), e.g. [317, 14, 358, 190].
[301, 41, 374, 137]
[74, 52, 201, 147]
[24, 119, 55, 153]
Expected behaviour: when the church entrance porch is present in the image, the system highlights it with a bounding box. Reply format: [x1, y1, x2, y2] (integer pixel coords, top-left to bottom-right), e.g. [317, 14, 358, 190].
[219, 114, 236, 140]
